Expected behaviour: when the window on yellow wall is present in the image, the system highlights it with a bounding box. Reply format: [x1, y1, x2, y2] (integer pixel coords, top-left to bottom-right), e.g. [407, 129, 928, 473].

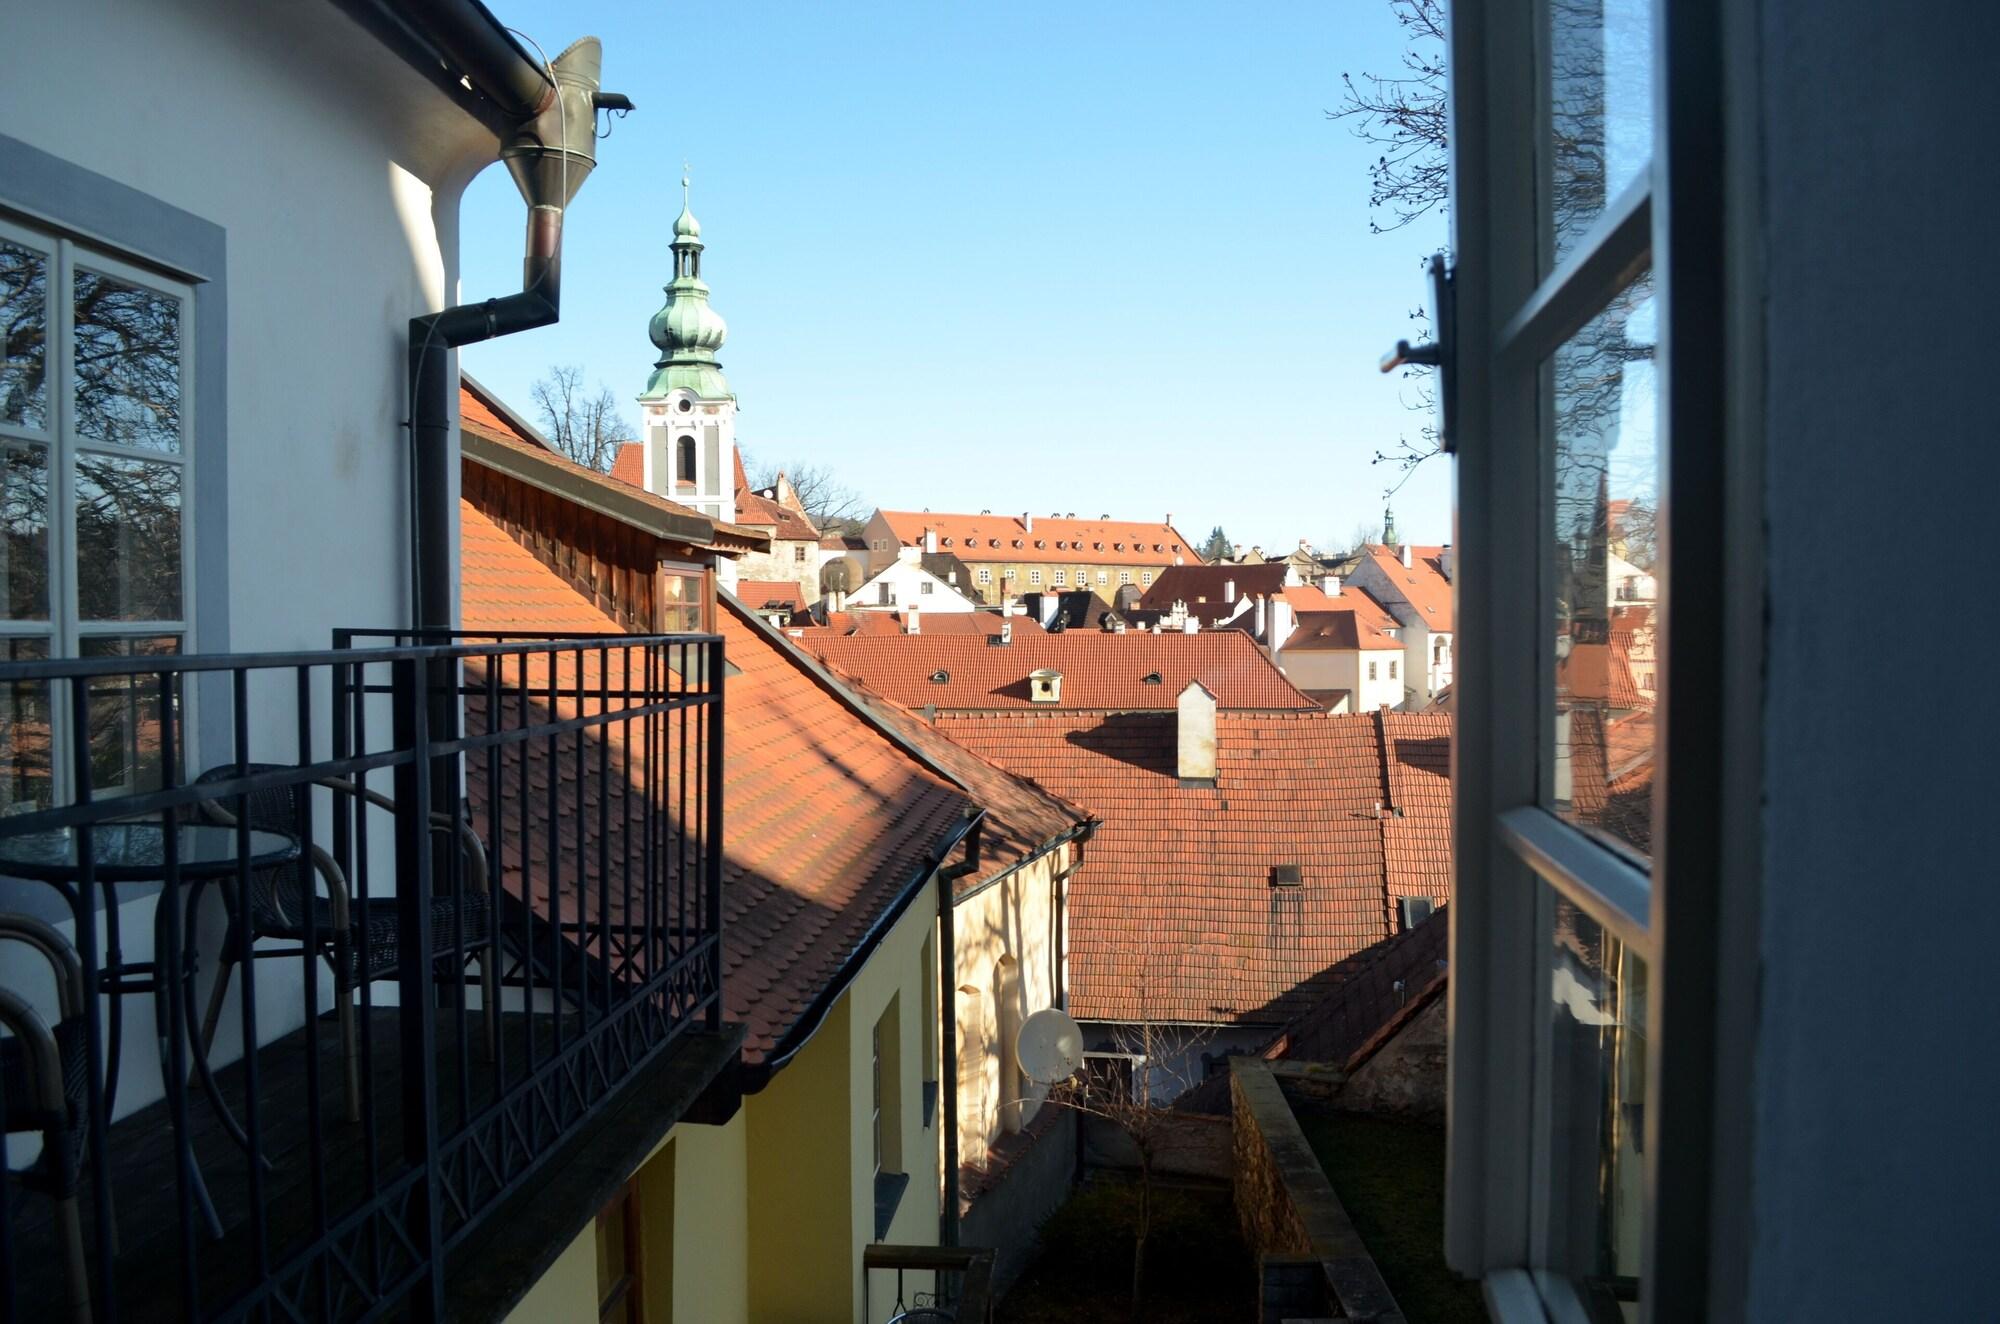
[920, 934, 939, 1129]
[595, 1179, 644, 1323]
[872, 996, 907, 1238]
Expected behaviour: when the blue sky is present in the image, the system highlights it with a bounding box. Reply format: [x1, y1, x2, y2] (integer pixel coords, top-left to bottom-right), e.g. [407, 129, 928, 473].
[460, 1, 1451, 551]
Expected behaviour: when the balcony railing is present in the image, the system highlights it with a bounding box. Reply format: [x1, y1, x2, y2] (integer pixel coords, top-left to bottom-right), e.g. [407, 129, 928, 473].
[0, 631, 724, 1321]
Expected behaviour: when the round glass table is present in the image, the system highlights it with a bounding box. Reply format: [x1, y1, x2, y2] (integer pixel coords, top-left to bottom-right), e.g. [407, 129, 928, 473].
[0, 820, 302, 1237]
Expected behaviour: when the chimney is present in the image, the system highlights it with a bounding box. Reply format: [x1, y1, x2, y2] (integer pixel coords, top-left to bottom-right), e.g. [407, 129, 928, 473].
[1166, 512, 1173, 526]
[1023, 511, 1034, 532]
[924, 528, 939, 554]
[1322, 574, 1341, 596]
[1177, 682, 1217, 782]
[1267, 596, 1292, 660]
[1030, 668, 1062, 704]
[1224, 579, 1236, 603]
[1000, 621, 1013, 646]
[1441, 544, 1455, 581]
[1183, 614, 1200, 635]
[1401, 543, 1414, 569]
[905, 606, 921, 635]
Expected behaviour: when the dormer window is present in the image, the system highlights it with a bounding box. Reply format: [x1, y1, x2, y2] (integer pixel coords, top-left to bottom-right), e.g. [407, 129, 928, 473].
[941, 537, 953, 547]
[1141, 671, 1163, 685]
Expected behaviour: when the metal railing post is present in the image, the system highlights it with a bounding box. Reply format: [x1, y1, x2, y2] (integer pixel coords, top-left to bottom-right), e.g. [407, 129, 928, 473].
[704, 637, 725, 1030]
[392, 655, 445, 1320]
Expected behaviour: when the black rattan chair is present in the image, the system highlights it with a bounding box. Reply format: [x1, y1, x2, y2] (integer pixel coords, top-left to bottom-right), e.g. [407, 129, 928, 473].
[192, 764, 497, 1122]
[1, 912, 93, 1323]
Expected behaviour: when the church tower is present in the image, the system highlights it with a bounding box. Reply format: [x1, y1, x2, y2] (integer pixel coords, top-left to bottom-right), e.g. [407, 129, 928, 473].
[638, 171, 737, 531]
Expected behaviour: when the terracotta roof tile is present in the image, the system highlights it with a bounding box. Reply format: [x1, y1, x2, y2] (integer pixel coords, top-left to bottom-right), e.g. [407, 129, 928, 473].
[925, 708, 1453, 1025]
[1138, 564, 1290, 624]
[735, 487, 820, 541]
[801, 630, 1318, 711]
[458, 499, 976, 1064]
[1363, 544, 1455, 631]
[1282, 609, 1404, 652]
[879, 510, 1200, 568]
[737, 580, 808, 613]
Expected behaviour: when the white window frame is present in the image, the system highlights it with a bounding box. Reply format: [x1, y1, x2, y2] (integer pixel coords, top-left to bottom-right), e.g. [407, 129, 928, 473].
[976, 567, 992, 584]
[1052, 568, 1067, 586]
[1028, 568, 1042, 586]
[0, 216, 196, 804]
[1117, 569, 1131, 585]
[1446, 0, 1746, 1320]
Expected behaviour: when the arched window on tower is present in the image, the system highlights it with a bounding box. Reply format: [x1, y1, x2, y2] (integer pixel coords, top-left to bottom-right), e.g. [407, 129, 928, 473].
[677, 435, 696, 485]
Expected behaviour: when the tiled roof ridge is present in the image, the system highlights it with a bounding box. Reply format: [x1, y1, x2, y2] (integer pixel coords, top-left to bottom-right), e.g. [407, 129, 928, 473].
[869, 696, 1093, 826]
[723, 591, 1037, 814]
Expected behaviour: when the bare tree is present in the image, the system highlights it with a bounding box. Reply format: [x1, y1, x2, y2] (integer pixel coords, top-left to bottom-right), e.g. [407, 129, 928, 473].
[1328, 0, 1449, 233]
[1330, 1, 1452, 497]
[742, 455, 869, 532]
[528, 364, 632, 473]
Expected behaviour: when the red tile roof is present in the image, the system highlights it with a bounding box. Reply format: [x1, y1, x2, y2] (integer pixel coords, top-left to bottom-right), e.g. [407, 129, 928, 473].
[1362, 544, 1454, 631]
[609, 442, 644, 488]
[1282, 609, 1404, 652]
[736, 486, 820, 542]
[1557, 640, 1647, 710]
[737, 580, 808, 613]
[458, 498, 977, 1065]
[878, 510, 1201, 568]
[845, 612, 1040, 638]
[925, 708, 1453, 1025]
[801, 630, 1320, 712]
[1138, 564, 1291, 624]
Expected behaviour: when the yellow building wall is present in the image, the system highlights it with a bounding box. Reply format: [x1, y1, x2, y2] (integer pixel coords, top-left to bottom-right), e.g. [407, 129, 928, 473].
[951, 846, 1069, 1167]
[659, 1110, 750, 1324]
[967, 563, 1166, 605]
[746, 993, 855, 1322]
[842, 892, 946, 1321]
[504, 1220, 598, 1323]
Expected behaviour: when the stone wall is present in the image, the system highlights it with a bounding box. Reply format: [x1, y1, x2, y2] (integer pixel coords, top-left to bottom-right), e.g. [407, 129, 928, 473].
[1230, 1059, 1407, 1323]
[959, 1104, 1078, 1296]
[1340, 999, 1447, 1119]
[1080, 1111, 1234, 1182]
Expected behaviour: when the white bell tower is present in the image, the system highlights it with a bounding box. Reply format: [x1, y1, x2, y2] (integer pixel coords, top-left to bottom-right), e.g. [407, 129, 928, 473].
[638, 169, 738, 535]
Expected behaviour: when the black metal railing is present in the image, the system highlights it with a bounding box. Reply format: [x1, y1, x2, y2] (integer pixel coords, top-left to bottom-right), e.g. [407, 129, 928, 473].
[0, 631, 725, 1321]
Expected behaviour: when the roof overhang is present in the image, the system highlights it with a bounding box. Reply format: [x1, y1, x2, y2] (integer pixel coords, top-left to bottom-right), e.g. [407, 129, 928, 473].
[462, 427, 743, 551]
[326, 0, 555, 140]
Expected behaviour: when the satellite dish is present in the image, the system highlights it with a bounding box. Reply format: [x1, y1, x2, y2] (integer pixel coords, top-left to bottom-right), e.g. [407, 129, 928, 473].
[1016, 1008, 1085, 1085]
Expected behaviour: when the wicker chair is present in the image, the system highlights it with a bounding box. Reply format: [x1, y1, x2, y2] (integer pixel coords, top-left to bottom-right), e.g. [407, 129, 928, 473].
[192, 764, 497, 1122]
[0, 912, 94, 1323]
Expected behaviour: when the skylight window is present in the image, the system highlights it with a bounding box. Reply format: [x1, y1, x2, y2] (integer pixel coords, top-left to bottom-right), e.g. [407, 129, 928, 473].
[930, 669, 950, 683]
[1269, 864, 1304, 888]
[1141, 672, 1163, 685]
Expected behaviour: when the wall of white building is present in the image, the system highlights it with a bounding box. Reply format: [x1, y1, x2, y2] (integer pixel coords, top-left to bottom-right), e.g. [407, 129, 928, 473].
[1, 0, 512, 1120]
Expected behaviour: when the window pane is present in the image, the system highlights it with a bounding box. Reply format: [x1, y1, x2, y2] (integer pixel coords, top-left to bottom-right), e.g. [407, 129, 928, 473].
[2, 444, 50, 620]
[73, 266, 183, 453]
[76, 452, 183, 621]
[1549, 273, 1657, 859]
[80, 634, 180, 797]
[1544, 889, 1646, 1313]
[1, 239, 51, 431]
[0, 635, 52, 813]
[1548, 0, 1655, 265]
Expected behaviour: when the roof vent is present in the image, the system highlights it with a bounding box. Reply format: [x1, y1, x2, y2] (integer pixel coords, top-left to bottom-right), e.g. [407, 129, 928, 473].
[1269, 864, 1303, 889]
[1141, 671, 1162, 685]
[1030, 668, 1062, 704]
[930, 668, 950, 683]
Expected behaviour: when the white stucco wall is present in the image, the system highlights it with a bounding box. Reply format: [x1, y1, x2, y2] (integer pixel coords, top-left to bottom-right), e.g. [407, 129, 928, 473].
[850, 558, 981, 613]
[1, 0, 508, 1120]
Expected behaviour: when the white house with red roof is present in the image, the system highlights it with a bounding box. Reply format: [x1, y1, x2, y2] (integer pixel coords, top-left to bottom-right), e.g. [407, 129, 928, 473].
[1345, 541, 1457, 708]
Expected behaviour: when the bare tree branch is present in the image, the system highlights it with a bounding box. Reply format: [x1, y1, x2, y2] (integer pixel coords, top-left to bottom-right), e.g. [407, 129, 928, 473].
[743, 455, 869, 532]
[529, 364, 633, 473]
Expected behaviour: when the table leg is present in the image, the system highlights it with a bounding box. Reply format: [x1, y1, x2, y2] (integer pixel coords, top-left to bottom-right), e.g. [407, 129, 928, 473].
[180, 878, 269, 1169]
[153, 887, 226, 1241]
[102, 885, 125, 1116]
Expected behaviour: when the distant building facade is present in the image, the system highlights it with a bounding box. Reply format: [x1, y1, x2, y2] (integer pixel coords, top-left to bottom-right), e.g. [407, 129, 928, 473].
[861, 510, 1202, 606]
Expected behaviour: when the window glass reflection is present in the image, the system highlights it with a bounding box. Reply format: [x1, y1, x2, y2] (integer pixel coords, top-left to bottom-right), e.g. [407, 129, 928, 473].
[2, 444, 49, 620]
[2, 240, 51, 431]
[1545, 888, 1646, 1316]
[1549, 273, 1657, 859]
[0, 635, 52, 813]
[76, 453, 183, 621]
[73, 267, 183, 453]
[1549, 0, 1655, 265]
[80, 634, 180, 797]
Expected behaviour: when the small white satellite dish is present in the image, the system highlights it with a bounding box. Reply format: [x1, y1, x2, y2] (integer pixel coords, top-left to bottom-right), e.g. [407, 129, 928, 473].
[1016, 1008, 1085, 1085]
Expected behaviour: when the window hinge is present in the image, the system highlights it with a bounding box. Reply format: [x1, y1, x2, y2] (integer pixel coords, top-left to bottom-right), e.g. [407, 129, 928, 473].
[1379, 252, 1458, 454]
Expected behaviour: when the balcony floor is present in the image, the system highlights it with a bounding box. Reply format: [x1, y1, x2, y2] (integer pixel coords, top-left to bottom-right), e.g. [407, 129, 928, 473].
[12, 1000, 680, 1321]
